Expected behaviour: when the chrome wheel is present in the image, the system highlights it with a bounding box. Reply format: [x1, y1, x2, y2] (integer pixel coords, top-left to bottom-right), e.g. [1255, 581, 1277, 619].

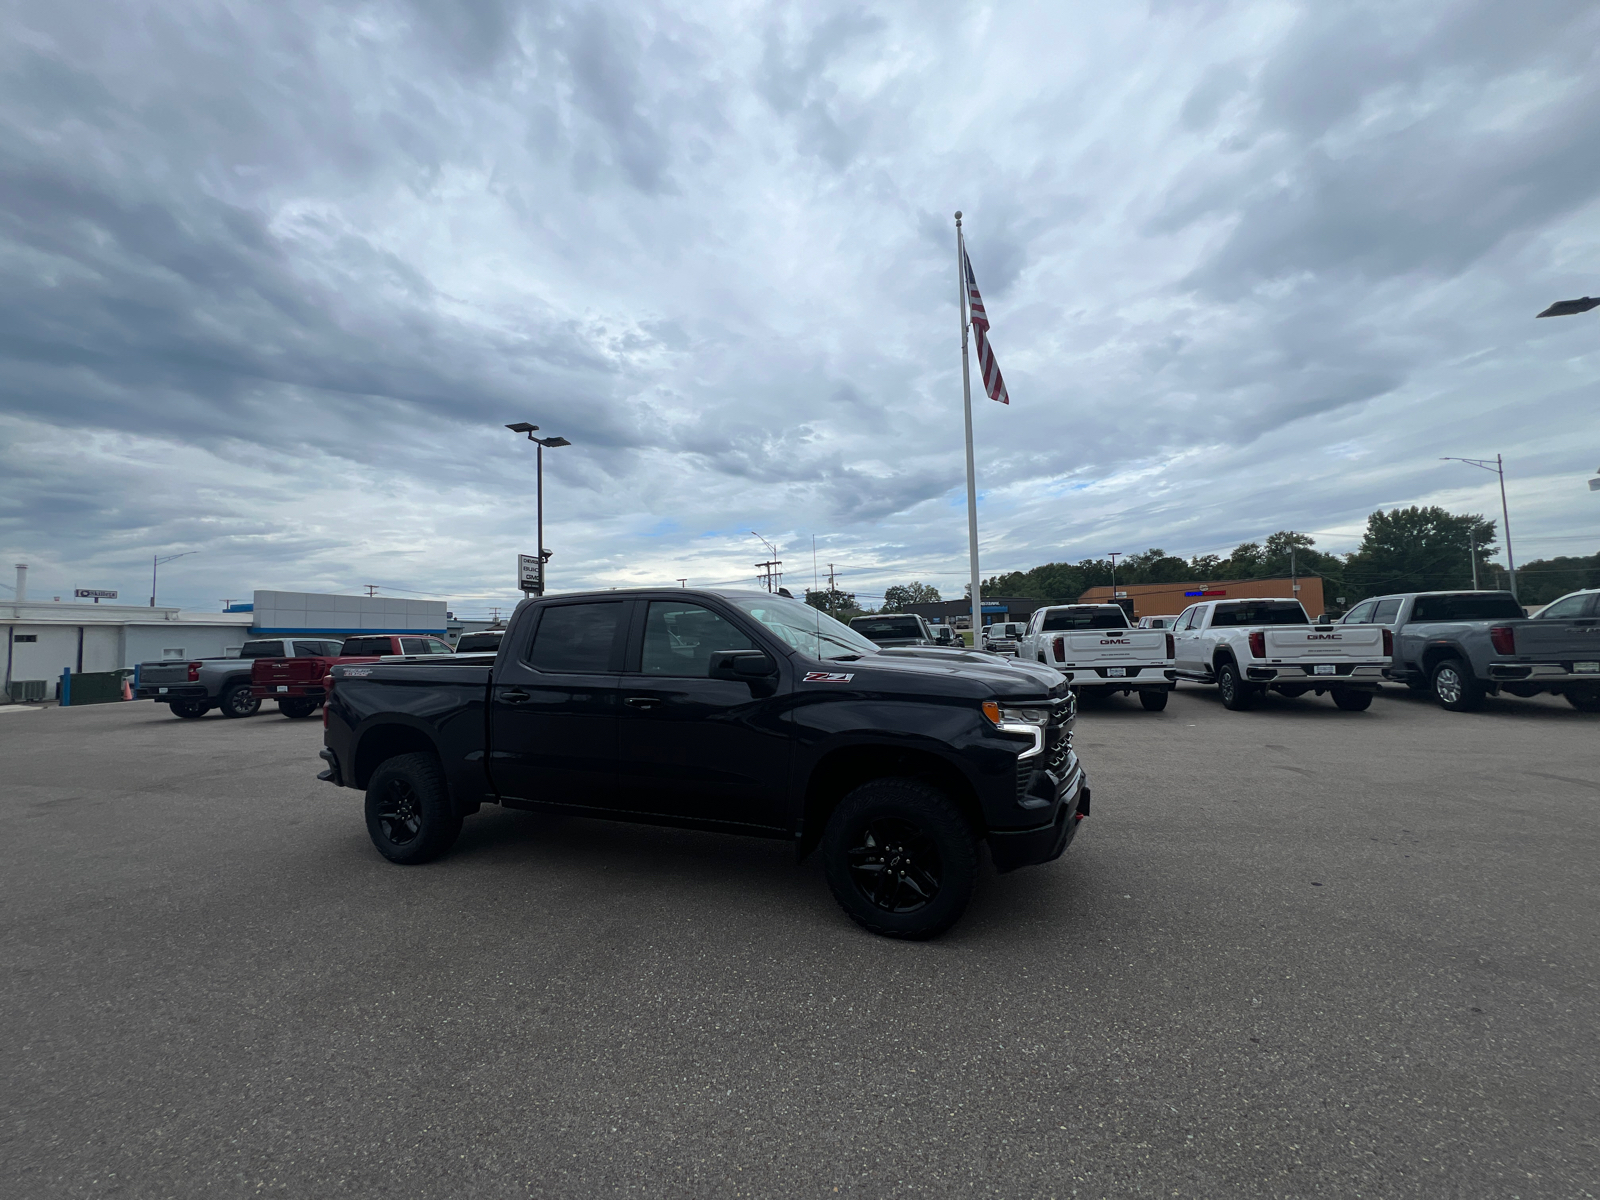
[847, 818, 942, 914]
[1434, 666, 1463, 705]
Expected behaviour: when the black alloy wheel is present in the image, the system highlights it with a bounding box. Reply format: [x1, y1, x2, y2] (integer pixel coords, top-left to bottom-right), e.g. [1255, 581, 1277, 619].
[170, 700, 209, 719]
[279, 698, 319, 719]
[847, 818, 943, 914]
[1216, 661, 1255, 711]
[219, 683, 260, 719]
[364, 752, 463, 865]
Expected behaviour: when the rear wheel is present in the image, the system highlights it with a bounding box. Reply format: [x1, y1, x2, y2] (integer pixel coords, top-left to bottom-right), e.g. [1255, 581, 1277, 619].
[822, 778, 977, 940]
[1332, 688, 1374, 711]
[364, 753, 462, 865]
[1139, 689, 1169, 711]
[219, 682, 260, 719]
[1566, 688, 1600, 713]
[1216, 661, 1256, 711]
[279, 698, 319, 719]
[170, 700, 208, 719]
[1431, 659, 1484, 712]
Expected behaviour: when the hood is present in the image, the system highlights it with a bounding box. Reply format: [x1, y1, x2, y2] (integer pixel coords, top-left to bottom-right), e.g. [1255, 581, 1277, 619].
[833, 648, 1065, 700]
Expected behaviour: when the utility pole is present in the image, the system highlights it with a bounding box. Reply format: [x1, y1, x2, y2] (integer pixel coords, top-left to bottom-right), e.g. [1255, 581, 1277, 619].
[1290, 547, 1298, 600]
[1469, 532, 1479, 589]
[751, 531, 781, 593]
[1108, 553, 1121, 605]
[364, 585, 379, 597]
[676, 578, 687, 588]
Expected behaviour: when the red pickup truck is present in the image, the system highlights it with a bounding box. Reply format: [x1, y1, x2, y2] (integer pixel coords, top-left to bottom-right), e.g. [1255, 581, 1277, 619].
[251, 634, 455, 717]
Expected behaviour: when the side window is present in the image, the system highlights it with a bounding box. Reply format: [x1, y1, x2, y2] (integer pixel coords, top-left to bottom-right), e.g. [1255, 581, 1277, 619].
[399, 637, 431, 655]
[1370, 599, 1402, 624]
[1172, 609, 1193, 632]
[640, 602, 754, 676]
[527, 602, 625, 674]
[1343, 600, 1376, 624]
[426, 639, 453, 654]
[1538, 593, 1593, 620]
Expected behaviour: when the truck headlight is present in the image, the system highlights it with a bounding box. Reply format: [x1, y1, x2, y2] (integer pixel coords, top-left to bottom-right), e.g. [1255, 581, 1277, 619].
[981, 701, 1046, 759]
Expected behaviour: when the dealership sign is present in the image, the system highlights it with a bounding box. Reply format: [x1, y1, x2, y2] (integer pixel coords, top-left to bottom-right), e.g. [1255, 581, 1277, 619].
[75, 589, 118, 600]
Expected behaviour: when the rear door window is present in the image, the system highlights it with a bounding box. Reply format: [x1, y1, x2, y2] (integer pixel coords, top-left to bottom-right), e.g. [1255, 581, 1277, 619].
[1536, 593, 1595, 620]
[527, 603, 626, 674]
[1370, 599, 1402, 624]
[640, 602, 754, 676]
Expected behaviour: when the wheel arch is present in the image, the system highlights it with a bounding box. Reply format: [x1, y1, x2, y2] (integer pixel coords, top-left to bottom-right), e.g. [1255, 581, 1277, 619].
[352, 721, 444, 791]
[798, 743, 985, 861]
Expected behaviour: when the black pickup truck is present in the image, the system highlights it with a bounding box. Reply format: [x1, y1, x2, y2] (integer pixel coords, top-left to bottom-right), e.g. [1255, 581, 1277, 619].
[319, 588, 1090, 939]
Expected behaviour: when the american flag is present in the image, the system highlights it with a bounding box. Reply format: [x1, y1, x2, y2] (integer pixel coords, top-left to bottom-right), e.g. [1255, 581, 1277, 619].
[964, 250, 1009, 405]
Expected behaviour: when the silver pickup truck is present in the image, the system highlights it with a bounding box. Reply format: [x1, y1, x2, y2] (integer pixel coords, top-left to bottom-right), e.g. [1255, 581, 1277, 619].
[1340, 589, 1600, 712]
[135, 637, 344, 719]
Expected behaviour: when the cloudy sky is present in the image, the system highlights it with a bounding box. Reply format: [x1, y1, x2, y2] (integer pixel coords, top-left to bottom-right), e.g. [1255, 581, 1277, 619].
[3, 0, 1598, 616]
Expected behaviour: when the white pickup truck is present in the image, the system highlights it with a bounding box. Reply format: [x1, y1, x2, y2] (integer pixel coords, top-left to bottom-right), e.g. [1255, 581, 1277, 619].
[1171, 598, 1390, 711]
[1016, 604, 1176, 711]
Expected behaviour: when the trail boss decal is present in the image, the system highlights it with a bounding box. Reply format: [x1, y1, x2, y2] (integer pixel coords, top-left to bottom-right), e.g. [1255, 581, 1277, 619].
[804, 671, 855, 683]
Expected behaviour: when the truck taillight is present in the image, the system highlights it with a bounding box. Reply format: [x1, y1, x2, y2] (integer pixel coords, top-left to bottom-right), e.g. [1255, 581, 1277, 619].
[1248, 631, 1265, 658]
[1382, 628, 1393, 655]
[323, 672, 335, 729]
[1165, 633, 1175, 659]
[187, 661, 202, 682]
[1489, 625, 1516, 655]
[1053, 636, 1064, 662]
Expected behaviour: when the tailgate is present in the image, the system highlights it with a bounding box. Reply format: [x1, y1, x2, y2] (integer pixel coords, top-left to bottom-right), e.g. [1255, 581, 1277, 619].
[1263, 626, 1386, 660]
[138, 663, 193, 684]
[1513, 619, 1600, 660]
[1064, 630, 1167, 661]
[252, 657, 324, 685]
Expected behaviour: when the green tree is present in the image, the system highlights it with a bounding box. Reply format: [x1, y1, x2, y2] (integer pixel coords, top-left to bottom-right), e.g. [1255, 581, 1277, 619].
[881, 581, 942, 612]
[1494, 549, 1600, 606]
[1344, 507, 1497, 599]
[804, 587, 861, 620]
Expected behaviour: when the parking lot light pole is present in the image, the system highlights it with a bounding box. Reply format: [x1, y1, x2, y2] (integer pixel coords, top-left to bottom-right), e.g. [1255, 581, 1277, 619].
[1108, 553, 1122, 605]
[506, 424, 571, 595]
[1441, 455, 1517, 600]
[151, 551, 198, 607]
[1535, 296, 1600, 318]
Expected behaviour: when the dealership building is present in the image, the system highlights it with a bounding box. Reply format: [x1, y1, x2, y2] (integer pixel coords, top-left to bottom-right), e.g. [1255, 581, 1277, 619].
[3, 571, 448, 702]
[1078, 575, 1326, 620]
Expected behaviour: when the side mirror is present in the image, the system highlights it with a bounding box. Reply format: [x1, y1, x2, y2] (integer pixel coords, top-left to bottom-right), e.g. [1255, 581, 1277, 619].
[709, 649, 776, 680]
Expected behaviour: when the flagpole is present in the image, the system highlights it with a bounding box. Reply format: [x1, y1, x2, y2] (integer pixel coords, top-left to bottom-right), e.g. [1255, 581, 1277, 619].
[956, 211, 982, 643]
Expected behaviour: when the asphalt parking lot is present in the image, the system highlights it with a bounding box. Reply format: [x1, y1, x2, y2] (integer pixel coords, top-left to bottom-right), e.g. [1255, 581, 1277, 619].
[2, 686, 1597, 1199]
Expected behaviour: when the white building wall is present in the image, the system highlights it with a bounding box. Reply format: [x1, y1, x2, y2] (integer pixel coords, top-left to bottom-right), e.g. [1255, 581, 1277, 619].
[251, 590, 447, 635]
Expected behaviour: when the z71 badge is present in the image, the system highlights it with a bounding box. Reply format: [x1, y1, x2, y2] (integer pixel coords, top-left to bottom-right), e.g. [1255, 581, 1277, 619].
[804, 671, 855, 683]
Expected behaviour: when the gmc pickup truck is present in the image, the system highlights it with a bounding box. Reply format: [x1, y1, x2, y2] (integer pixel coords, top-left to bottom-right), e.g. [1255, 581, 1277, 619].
[1342, 589, 1600, 712]
[251, 633, 454, 717]
[1015, 604, 1176, 711]
[319, 588, 1090, 940]
[136, 637, 344, 718]
[1171, 598, 1388, 711]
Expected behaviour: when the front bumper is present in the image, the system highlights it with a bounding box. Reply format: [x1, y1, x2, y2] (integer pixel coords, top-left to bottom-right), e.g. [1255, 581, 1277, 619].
[137, 684, 207, 701]
[989, 759, 1090, 873]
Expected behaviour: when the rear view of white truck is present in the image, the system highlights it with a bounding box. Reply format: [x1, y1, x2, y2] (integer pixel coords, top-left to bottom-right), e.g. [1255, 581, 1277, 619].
[1017, 604, 1176, 711]
[1172, 599, 1389, 711]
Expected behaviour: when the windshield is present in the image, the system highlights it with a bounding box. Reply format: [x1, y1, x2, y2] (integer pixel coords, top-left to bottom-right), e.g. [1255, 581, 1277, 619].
[1043, 608, 1129, 631]
[1412, 593, 1525, 621]
[1211, 602, 1309, 627]
[725, 593, 880, 660]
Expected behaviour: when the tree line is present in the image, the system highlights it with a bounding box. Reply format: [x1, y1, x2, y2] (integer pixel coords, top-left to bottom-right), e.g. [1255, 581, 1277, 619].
[809, 507, 1597, 619]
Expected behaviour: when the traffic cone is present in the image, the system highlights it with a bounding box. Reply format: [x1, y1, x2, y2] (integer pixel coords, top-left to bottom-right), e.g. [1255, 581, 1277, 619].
[121, 677, 133, 701]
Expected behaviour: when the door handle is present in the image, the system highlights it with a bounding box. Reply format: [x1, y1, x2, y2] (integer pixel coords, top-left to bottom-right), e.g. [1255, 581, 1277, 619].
[501, 689, 531, 703]
[624, 696, 661, 709]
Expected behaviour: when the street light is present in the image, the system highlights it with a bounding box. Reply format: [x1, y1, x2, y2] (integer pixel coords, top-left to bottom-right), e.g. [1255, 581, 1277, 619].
[1441, 455, 1517, 600]
[506, 423, 572, 596]
[1535, 296, 1600, 318]
[151, 550, 199, 607]
[1107, 552, 1122, 605]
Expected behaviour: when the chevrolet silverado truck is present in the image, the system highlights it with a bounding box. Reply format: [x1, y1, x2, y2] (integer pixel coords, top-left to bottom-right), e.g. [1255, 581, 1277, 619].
[319, 588, 1090, 940]
[250, 633, 454, 717]
[136, 637, 344, 718]
[1016, 604, 1176, 711]
[1347, 589, 1600, 712]
[1171, 598, 1388, 711]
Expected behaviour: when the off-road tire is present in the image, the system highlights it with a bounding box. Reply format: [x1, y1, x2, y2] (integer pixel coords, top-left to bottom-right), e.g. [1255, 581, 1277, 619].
[822, 778, 978, 941]
[364, 753, 462, 865]
[1216, 660, 1256, 711]
[1565, 688, 1600, 714]
[170, 700, 209, 719]
[1139, 689, 1169, 711]
[1332, 688, 1374, 711]
[279, 698, 319, 719]
[1431, 659, 1484, 712]
[219, 682, 260, 719]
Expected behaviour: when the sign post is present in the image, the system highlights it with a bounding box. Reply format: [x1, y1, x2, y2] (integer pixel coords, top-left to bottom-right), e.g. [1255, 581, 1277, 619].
[518, 554, 542, 597]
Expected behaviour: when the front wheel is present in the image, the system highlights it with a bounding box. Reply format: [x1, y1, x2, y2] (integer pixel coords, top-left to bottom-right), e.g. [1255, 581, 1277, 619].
[1566, 688, 1600, 713]
[1216, 661, 1256, 710]
[170, 700, 208, 719]
[364, 753, 462, 865]
[1139, 689, 1169, 711]
[279, 698, 319, 719]
[1332, 688, 1374, 711]
[219, 683, 260, 718]
[822, 778, 977, 940]
[1431, 659, 1484, 712]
